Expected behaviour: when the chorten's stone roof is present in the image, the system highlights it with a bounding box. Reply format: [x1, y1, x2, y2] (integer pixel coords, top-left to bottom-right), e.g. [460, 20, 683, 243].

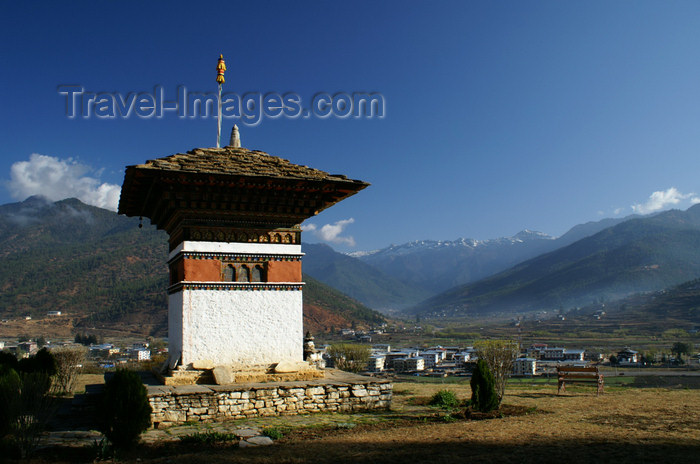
[129, 146, 360, 183]
[117, 145, 369, 226]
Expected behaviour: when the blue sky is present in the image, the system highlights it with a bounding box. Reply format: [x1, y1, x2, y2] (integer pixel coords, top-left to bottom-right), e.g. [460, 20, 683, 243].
[3, 1, 700, 252]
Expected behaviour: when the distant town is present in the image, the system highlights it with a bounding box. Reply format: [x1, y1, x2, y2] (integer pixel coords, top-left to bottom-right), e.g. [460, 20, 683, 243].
[2, 314, 699, 376]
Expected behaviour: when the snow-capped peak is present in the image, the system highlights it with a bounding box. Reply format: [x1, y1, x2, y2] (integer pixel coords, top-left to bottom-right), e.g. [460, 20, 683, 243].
[348, 230, 554, 258]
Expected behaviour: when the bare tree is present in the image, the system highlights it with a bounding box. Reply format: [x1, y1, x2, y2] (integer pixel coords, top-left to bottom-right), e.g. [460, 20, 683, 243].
[474, 340, 519, 404]
[327, 343, 371, 373]
[51, 345, 87, 394]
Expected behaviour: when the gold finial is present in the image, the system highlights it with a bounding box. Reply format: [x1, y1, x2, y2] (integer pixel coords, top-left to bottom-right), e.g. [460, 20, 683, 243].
[216, 54, 226, 84]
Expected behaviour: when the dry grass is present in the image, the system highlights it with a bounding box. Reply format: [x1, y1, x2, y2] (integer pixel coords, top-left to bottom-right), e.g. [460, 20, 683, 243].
[70, 374, 104, 395]
[132, 383, 700, 464]
[15, 381, 700, 463]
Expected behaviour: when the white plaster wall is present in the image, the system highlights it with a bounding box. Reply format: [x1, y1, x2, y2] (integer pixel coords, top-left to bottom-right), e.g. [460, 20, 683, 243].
[169, 241, 302, 260]
[170, 289, 303, 367]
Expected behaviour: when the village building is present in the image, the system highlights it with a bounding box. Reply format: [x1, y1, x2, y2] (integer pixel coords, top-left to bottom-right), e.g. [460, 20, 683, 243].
[403, 356, 425, 372]
[513, 357, 537, 376]
[424, 348, 447, 362]
[18, 341, 38, 354]
[617, 348, 640, 365]
[384, 348, 422, 370]
[534, 360, 561, 375]
[367, 355, 386, 372]
[438, 346, 462, 360]
[527, 343, 548, 358]
[541, 347, 566, 360]
[372, 344, 391, 353]
[89, 343, 120, 358]
[129, 348, 152, 362]
[393, 357, 425, 373]
[454, 348, 477, 367]
[585, 350, 605, 362]
[420, 351, 440, 369]
[563, 349, 586, 361]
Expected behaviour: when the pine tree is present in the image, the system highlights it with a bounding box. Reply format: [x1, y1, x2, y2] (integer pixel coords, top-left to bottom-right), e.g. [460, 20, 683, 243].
[97, 370, 152, 449]
[470, 359, 499, 412]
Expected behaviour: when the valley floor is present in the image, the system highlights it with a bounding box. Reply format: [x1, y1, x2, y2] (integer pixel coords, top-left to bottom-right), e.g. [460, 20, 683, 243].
[12, 377, 700, 464]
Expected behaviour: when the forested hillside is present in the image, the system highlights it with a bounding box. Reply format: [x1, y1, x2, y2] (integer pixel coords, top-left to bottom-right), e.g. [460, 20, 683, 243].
[0, 197, 384, 337]
[410, 205, 700, 317]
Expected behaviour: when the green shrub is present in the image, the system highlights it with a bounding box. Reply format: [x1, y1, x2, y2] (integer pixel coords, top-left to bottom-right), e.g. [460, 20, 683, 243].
[0, 352, 18, 371]
[0, 366, 21, 438]
[470, 359, 498, 412]
[0, 368, 57, 457]
[97, 369, 152, 449]
[17, 348, 57, 378]
[428, 389, 460, 409]
[178, 431, 237, 444]
[13, 372, 55, 457]
[262, 427, 284, 440]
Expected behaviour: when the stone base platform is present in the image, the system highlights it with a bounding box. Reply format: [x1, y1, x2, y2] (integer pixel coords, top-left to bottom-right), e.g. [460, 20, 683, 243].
[159, 361, 325, 386]
[148, 369, 392, 428]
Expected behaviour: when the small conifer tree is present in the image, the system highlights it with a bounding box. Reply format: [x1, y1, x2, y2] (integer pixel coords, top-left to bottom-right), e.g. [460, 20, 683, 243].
[0, 366, 21, 438]
[0, 364, 57, 457]
[97, 369, 152, 449]
[0, 351, 19, 370]
[470, 359, 498, 412]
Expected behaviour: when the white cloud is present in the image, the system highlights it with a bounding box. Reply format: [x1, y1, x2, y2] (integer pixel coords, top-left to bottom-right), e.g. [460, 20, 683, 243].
[613, 207, 624, 215]
[631, 187, 696, 215]
[303, 218, 357, 247]
[7, 154, 121, 211]
[692, 197, 700, 205]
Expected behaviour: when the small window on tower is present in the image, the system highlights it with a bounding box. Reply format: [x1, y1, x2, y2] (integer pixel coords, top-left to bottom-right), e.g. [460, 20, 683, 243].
[251, 265, 264, 282]
[223, 264, 234, 281]
[237, 265, 250, 282]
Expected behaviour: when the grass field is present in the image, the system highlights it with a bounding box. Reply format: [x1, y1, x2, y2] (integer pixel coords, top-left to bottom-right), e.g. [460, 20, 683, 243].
[15, 375, 700, 464]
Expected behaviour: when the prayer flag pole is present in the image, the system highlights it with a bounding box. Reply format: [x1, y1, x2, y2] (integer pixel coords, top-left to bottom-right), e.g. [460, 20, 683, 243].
[216, 54, 226, 148]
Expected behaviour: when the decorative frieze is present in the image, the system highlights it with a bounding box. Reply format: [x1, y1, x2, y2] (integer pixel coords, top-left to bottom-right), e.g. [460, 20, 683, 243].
[169, 252, 302, 264]
[169, 226, 302, 250]
[167, 282, 304, 294]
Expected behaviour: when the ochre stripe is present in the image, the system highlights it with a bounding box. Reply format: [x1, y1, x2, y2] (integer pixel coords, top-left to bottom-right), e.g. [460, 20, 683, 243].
[267, 260, 302, 282]
[183, 258, 222, 281]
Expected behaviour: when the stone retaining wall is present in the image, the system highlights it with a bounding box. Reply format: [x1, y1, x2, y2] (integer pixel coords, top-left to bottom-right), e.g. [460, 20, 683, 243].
[147, 373, 392, 428]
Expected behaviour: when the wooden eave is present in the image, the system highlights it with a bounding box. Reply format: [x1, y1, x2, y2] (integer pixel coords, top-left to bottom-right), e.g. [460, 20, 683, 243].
[118, 162, 368, 230]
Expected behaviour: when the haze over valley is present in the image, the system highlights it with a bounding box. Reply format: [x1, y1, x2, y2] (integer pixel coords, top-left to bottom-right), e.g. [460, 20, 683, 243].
[1, 196, 698, 337]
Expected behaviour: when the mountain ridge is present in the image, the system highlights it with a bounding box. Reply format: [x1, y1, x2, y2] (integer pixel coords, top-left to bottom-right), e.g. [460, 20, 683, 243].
[349, 214, 653, 297]
[409, 205, 700, 317]
[0, 197, 385, 337]
[301, 242, 431, 312]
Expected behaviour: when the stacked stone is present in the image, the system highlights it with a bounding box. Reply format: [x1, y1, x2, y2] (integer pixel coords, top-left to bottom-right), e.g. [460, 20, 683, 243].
[148, 381, 392, 428]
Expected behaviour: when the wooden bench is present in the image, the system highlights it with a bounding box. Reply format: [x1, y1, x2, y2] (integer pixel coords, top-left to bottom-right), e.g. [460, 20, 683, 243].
[557, 366, 604, 395]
